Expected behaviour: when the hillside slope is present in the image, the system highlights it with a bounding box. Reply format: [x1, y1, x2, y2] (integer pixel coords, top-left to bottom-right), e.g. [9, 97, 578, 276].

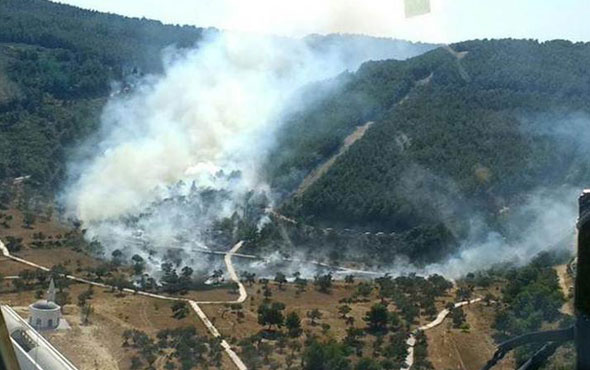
[0, 0, 433, 199]
[0, 0, 208, 196]
[271, 39, 590, 238]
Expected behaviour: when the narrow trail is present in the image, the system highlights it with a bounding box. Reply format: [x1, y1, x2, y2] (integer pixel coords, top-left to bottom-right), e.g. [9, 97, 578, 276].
[554, 264, 573, 316]
[0, 239, 248, 370]
[0, 236, 483, 370]
[296, 121, 374, 195]
[168, 234, 382, 276]
[295, 69, 436, 198]
[194, 241, 248, 305]
[185, 241, 247, 369]
[404, 298, 482, 369]
[225, 241, 247, 303]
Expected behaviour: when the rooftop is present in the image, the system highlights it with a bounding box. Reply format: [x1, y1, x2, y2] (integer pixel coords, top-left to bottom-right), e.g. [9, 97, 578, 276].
[31, 301, 60, 311]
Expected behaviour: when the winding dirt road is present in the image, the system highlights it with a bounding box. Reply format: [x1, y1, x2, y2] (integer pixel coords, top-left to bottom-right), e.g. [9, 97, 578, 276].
[296, 121, 374, 195]
[555, 264, 573, 316]
[1, 236, 485, 370]
[0, 239, 248, 370]
[404, 298, 482, 369]
[192, 241, 248, 305]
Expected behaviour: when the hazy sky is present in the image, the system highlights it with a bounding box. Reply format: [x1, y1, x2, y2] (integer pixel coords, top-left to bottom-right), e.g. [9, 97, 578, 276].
[53, 0, 590, 43]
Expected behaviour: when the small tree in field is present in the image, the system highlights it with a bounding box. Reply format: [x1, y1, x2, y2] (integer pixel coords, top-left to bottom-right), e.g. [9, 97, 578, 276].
[257, 302, 285, 331]
[451, 307, 466, 328]
[130, 356, 142, 370]
[314, 273, 333, 294]
[81, 303, 93, 325]
[285, 311, 302, 337]
[295, 276, 308, 294]
[274, 272, 288, 290]
[131, 254, 145, 275]
[263, 286, 273, 301]
[241, 271, 256, 286]
[23, 212, 35, 229]
[111, 249, 124, 266]
[171, 301, 189, 320]
[456, 286, 472, 301]
[364, 303, 389, 333]
[338, 304, 352, 319]
[307, 308, 323, 326]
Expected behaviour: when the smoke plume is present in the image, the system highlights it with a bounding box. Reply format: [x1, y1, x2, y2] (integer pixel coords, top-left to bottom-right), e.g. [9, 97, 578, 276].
[418, 186, 577, 278]
[62, 29, 431, 271]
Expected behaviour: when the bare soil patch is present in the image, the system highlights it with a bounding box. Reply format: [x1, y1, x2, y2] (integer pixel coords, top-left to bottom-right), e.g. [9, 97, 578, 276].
[202, 282, 375, 341]
[5, 283, 212, 370]
[426, 303, 514, 370]
[296, 121, 373, 195]
[0, 207, 69, 244]
[0, 257, 35, 276]
[14, 248, 102, 271]
[555, 264, 574, 315]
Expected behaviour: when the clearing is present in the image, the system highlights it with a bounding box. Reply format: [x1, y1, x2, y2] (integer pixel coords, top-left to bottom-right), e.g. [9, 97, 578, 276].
[296, 121, 374, 195]
[426, 302, 514, 370]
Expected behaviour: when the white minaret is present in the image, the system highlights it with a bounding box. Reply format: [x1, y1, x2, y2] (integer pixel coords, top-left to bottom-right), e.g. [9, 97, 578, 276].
[47, 278, 56, 302]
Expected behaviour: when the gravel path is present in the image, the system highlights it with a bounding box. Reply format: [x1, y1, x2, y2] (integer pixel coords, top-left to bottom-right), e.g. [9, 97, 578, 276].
[404, 298, 482, 369]
[0, 239, 248, 370]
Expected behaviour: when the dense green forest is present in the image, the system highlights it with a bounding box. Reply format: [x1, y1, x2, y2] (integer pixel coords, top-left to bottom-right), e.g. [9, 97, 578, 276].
[271, 39, 590, 240]
[0, 0, 207, 74]
[1, 1, 588, 266]
[0, 0, 434, 201]
[0, 0, 207, 193]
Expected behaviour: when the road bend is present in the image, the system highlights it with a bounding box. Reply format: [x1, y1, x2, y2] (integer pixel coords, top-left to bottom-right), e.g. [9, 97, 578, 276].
[403, 297, 482, 369]
[0, 239, 248, 370]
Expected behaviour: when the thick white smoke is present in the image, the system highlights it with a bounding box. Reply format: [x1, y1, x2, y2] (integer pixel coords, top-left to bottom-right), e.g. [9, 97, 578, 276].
[418, 186, 577, 278]
[66, 32, 343, 222]
[239, 186, 577, 280]
[62, 29, 432, 271]
[62, 10, 583, 280]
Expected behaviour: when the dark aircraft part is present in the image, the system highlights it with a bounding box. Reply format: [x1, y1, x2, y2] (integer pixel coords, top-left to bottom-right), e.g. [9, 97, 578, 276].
[481, 326, 573, 370]
[576, 190, 590, 369]
[0, 308, 20, 370]
[485, 189, 590, 369]
[516, 342, 561, 370]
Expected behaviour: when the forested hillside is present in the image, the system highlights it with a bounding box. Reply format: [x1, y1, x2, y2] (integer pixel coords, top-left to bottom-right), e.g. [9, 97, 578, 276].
[0, 0, 435, 200]
[304, 33, 435, 70]
[3, 0, 586, 265]
[271, 39, 590, 237]
[0, 0, 208, 195]
[0, 0, 207, 74]
[268, 48, 450, 193]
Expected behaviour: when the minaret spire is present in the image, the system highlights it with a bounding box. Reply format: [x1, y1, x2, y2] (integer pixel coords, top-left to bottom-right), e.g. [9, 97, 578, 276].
[47, 278, 56, 302]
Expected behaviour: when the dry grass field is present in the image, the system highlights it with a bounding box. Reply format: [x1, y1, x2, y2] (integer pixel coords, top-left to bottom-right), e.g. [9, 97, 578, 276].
[0, 207, 228, 369]
[0, 205, 552, 369]
[426, 303, 514, 370]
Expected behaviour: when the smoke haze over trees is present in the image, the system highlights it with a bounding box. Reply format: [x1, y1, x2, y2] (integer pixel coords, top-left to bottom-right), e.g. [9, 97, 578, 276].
[0, 0, 588, 277]
[264, 39, 590, 273]
[0, 0, 432, 194]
